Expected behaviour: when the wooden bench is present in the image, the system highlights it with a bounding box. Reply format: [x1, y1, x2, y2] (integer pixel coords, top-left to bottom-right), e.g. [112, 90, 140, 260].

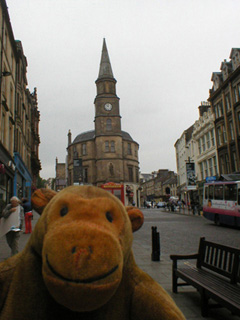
[170, 237, 240, 317]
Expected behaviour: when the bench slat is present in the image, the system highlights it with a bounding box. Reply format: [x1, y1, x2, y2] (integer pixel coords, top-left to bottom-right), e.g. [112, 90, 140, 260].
[176, 266, 240, 304]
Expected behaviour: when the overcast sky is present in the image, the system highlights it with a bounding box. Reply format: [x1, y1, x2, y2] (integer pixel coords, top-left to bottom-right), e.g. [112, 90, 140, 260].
[6, 0, 240, 179]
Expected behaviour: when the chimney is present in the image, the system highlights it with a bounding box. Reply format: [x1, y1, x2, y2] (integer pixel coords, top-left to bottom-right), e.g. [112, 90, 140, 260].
[68, 129, 72, 146]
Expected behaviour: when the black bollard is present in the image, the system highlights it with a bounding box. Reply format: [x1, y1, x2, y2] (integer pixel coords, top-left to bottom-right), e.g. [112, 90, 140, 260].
[151, 226, 160, 261]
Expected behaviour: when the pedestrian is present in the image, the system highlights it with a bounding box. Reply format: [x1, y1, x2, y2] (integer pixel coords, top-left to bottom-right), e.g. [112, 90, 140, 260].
[1, 196, 24, 256]
[132, 200, 136, 207]
[22, 197, 33, 234]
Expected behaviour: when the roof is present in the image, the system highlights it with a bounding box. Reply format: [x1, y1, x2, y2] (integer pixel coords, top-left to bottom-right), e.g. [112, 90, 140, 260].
[72, 130, 136, 144]
[219, 174, 240, 181]
[162, 175, 177, 185]
[73, 130, 95, 144]
[97, 38, 114, 80]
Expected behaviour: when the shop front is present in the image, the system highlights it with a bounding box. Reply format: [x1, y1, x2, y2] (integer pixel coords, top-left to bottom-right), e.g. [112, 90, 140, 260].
[100, 182, 124, 204]
[14, 153, 32, 201]
[0, 145, 15, 211]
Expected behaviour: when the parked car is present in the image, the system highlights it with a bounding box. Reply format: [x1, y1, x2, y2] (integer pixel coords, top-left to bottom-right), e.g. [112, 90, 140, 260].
[157, 201, 166, 208]
[146, 201, 152, 208]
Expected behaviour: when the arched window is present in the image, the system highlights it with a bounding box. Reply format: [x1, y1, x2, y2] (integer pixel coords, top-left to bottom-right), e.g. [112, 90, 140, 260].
[106, 118, 112, 131]
[105, 141, 109, 152]
[110, 141, 115, 152]
[166, 187, 170, 195]
[127, 143, 132, 155]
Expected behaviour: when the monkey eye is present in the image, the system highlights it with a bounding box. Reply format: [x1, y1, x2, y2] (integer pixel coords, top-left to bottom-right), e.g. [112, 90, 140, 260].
[60, 206, 68, 217]
[106, 211, 113, 223]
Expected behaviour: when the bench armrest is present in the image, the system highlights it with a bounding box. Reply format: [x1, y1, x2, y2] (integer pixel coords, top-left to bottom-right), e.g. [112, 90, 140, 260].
[170, 253, 199, 261]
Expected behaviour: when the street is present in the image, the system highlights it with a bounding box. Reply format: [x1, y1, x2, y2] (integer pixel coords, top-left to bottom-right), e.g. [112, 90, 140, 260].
[0, 207, 239, 319]
[132, 208, 240, 320]
[133, 208, 240, 261]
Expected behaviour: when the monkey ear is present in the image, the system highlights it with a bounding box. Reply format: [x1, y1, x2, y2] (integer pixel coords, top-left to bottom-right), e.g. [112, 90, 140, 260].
[126, 206, 144, 232]
[31, 188, 57, 215]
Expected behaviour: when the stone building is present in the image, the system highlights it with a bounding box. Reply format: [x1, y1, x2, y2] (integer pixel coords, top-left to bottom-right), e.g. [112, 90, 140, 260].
[174, 125, 195, 204]
[14, 41, 41, 198]
[30, 87, 41, 190]
[0, 0, 17, 207]
[0, 0, 41, 206]
[140, 170, 177, 205]
[55, 157, 67, 192]
[67, 39, 140, 205]
[192, 102, 219, 204]
[209, 48, 240, 174]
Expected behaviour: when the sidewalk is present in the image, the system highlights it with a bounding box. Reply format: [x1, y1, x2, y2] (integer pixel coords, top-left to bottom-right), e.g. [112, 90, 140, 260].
[0, 210, 238, 319]
[0, 210, 38, 263]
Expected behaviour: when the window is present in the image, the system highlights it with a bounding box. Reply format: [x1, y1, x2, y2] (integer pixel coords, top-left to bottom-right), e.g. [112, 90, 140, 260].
[211, 129, 215, 146]
[225, 184, 237, 201]
[82, 143, 86, 155]
[213, 156, 218, 175]
[127, 143, 132, 155]
[206, 132, 210, 149]
[110, 141, 115, 152]
[135, 167, 139, 183]
[225, 154, 230, 173]
[218, 127, 222, 146]
[238, 112, 240, 135]
[229, 121, 234, 140]
[204, 160, 208, 178]
[208, 158, 213, 176]
[105, 141, 109, 152]
[209, 185, 214, 200]
[9, 83, 14, 114]
[233, 152, 238, 172]
[106, 118, 112, 131]
[204, 186, 208, 200]
[217, 102, 223, 117]
[214, 185, 223, 200]
[220, 156, 225, 174]
[1, 112, 5, 143]
[200, 162, 204, 180]
[214, 105, 218, 118]
[222, 125, 227, 143]
[234, 87, 238, 103]
[128, 167, 133, 182]
[9, 123, 12, 151]
[198, 139, 202, 154]
[238, 84, 240, 100]
[202, 136, 206, 152]
[225, 94, 231, 112]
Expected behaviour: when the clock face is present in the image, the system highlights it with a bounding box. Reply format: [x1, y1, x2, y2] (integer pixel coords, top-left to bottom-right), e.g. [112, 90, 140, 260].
[104, 103, 112, 111]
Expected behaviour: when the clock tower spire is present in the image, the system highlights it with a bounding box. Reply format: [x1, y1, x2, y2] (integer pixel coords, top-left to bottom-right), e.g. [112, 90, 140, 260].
[94, 39, 121, 137]
[98, 38, 114, 80]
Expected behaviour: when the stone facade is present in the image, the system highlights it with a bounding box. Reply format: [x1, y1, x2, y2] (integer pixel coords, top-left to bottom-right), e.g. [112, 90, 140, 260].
[209, 48, 240, 174]
[140, 170, 177, 205]
[192, 102, 219, 204]
[0, 0, 40, 205]
[174, 125, 195, 203]
[55, 157, 66, 191]
[66, 39, 140, 205]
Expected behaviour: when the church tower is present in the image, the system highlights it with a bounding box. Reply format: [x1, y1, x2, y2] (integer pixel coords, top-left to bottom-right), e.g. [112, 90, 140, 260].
[67, 39, 140, 205]
[94, 38, 121, 136]
[94, 39, 124, 184]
